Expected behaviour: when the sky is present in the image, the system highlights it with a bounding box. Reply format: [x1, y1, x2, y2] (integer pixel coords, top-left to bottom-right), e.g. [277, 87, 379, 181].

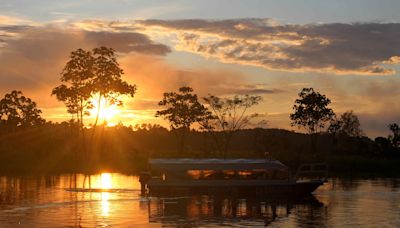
[0, 0, 399, 138]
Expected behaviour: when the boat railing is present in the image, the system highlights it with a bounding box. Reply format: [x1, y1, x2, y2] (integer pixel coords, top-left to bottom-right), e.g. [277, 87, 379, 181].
[294, 163, 328, 182]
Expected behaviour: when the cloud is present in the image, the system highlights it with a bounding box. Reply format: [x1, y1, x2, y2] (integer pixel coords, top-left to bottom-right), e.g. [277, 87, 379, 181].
[0, 17, 281, 127]
[85, 31, 170, 55]
[0, 21, 171, 92]
[0, 15, 36, 26]
[138, 19, 400, 75]
[116, 53, 283, 127]
[119, 54, 282, 103]
[0, 16, 398, 137]
[0, 16, 172, 120]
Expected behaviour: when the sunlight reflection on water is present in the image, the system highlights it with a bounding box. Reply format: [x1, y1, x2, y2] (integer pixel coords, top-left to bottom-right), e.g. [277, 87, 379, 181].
[0, 174, 399, 227]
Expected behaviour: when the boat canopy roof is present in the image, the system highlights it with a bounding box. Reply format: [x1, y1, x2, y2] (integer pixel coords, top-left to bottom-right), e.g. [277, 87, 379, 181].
[149, 158, 288, 172]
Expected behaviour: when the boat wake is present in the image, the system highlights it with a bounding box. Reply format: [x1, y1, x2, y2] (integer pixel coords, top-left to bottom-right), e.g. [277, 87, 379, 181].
[1, 195, 191, 213]
[1, 197, 143, 213]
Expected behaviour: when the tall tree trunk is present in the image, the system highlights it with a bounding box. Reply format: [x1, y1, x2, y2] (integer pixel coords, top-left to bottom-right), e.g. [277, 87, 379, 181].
[75, 112, 80, 161]
[91, 93, 102, 139]
[89, 94, 102, 164]
[80, 98, 84, 131]
[179, 128, 186, 154]
[79, 97, 87, 160]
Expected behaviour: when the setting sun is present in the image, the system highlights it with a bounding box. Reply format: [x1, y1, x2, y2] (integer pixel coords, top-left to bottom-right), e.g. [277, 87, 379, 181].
[1, 0, 400, 227]
[100, 173, 112, 189]
[90, 97, 121, 126]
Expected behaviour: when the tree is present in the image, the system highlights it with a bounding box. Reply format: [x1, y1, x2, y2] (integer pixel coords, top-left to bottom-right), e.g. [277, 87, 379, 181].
[156, 86, 210, 153]
[290, 88, 335, 134]
[53, 47, 137, 136]
[388, 123, 400, 148]
[203, 94, 262, 157]
[328, 111, 363, 137]
[0, 90, 44, 131]
[91, 47, 136, 130]
[327, 111, 363, 155]
[327, 116, 342, 135]
[338, 111, 363, 137]
[290, 88, 334, 154]
[52, 48, 94, 131]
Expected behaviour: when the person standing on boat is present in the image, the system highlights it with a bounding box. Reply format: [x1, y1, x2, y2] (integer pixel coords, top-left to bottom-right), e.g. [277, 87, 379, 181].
[139, 172, 150, 195]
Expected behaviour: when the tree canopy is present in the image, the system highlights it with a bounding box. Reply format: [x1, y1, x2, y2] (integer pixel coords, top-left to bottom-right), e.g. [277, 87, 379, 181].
[290, 88, 334, 134]
[328, 110, 364, 137]
[91, 47, 136, 127]
[156, 86, 210, 130]
[203, 94, 262, 156]
[52, 47, 136, 129]
[388, 123, 400, 148]
[52, 48, 94, 129]
[339, 111, 363, 137]
[156, 86, 210, 152]
[0, 90, 44, 129]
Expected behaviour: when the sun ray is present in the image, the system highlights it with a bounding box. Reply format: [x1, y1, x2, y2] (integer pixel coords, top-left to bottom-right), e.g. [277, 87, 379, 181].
[89, 97, 121, 126]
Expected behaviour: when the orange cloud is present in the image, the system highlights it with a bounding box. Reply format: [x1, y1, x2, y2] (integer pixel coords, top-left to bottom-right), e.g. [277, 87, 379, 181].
[120, 54, 282, 108]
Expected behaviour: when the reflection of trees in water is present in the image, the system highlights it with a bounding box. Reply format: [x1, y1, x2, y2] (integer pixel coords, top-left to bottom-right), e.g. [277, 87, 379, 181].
[293, 198, 327, 227]
[333, 178, 361, 191]
[381, 178, 400, 191]
[0, 174, 111, 227]
[0, 174, 94, 206]
[0, 175, 60, 205]
[329, 178, 400, 192]
[148, 195, 324, 227]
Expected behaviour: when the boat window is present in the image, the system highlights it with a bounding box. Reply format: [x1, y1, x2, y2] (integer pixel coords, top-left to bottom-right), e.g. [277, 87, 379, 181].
[202, 170, 216, 179]
[187, 170, 217, 180]
[186, 169, 288, 180]
[238, 170, 253, 178]
[187, 170, 201, 180]
[238, 170, 266, 179]
[222, 170, 236, 179]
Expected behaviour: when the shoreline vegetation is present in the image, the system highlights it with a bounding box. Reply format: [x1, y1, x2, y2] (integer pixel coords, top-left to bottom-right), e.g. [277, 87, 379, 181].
[1, 46, 399, 178]
[0, 124, 399, 177]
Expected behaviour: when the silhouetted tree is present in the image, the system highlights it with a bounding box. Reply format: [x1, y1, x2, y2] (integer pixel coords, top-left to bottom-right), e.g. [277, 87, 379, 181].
[290, 88, 334, 154]
[375, 136, 395, 156]
[203, 94, 262, 157]
[388, 123, 400, 148]
[53, 47, 136, 138]
[91, 47, 136, 130]
[156, 86, 210, 153]
[327, 111, 363, 155]
[339, 111, 363, 137]
[327, 115, 342, 154]
[327, 116, 342, 135]
[52, 48, 94, 132]
[134, 123, 167, 132]
[0, 90, 44, 131]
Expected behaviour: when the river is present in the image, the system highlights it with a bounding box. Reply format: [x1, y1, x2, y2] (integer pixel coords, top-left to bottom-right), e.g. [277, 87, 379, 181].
[0, 173, 399, 227]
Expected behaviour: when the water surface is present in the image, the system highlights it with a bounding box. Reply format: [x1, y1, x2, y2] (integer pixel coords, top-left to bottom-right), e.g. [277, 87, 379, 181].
[0, 174, 399, 227]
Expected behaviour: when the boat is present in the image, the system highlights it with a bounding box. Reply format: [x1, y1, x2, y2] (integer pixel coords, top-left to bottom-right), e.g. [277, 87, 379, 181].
[143, 158, 327, 197]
